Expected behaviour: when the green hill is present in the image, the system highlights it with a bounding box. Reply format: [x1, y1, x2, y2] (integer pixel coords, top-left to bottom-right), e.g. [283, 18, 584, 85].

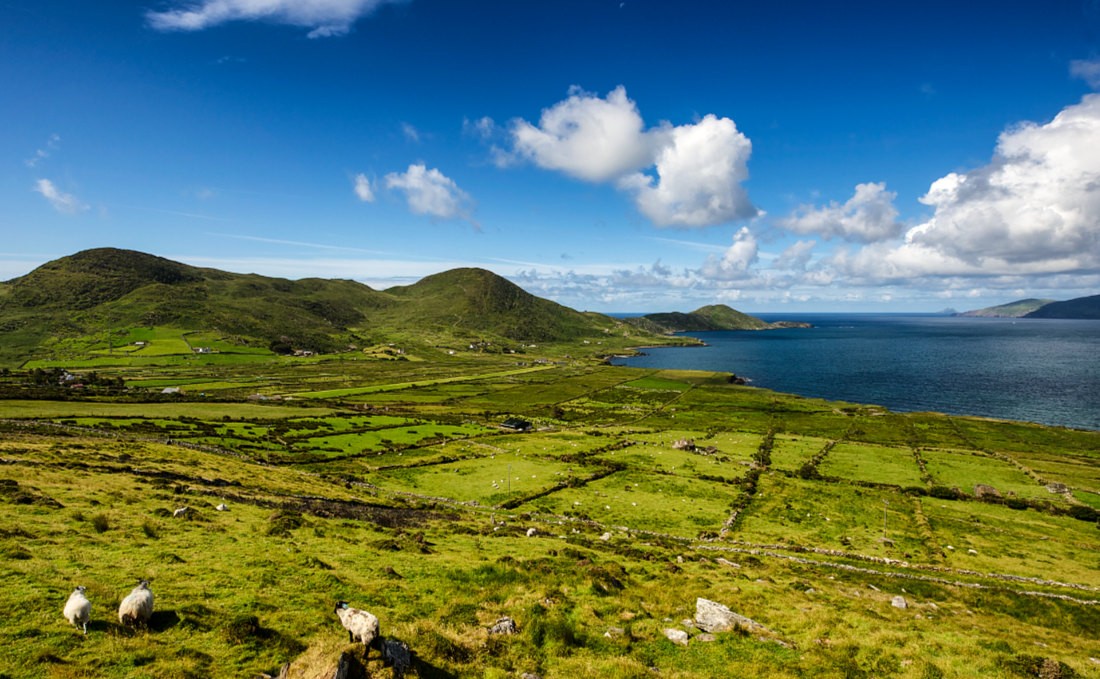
[955, 298, 1055, 318]
[1024, 294, 1100, 319]
[0, 248, 654, 365]
[627, 304, 810, 334]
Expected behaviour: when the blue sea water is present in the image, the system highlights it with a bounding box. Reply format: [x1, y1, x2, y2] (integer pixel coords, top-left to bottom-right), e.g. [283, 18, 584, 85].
[611, 314, 1100, 431]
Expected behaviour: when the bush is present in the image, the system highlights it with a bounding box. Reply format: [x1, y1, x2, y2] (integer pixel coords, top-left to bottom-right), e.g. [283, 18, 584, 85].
[91, 513, 110, 533]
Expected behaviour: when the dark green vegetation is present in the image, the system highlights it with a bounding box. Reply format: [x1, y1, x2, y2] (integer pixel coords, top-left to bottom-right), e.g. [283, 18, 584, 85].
[0, 248, 684, 366]
[2, 348, 1099, 677]
[1, 249, 1098, 677]
[957, 295, 1100, 319]
[625, 304, 811, 334]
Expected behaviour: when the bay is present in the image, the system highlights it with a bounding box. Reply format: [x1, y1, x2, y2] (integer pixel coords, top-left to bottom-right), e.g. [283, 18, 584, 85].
[611, 313, 1100, 431]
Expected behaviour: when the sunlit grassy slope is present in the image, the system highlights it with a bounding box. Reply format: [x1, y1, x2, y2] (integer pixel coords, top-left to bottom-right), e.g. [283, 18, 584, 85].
[1, 355, 1098, 678]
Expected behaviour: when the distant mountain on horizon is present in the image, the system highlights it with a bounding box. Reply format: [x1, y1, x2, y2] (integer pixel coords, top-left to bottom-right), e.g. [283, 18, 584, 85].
[956, 295, 1100, 319]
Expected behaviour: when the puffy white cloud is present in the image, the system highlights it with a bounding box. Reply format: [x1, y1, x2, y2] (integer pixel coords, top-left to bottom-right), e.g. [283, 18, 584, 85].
[1070, 58, 1100, 89]
[778, 182, 902, 243]
[384, 163, 474, 223]
[774, 239, 816, 271]
[898, 94, 1100, 274]
[34, 179, 87, 214]
[146, 0, 402, 38]
[353, 173, 374, 202]
[701, 226, 759, 280]
[509, 87, 757, 228]
[620, 114, 757, 227]
[511, 86, 653, 182]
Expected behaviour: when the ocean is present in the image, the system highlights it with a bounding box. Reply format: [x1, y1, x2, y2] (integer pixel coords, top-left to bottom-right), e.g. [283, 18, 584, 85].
[610, 313, 1100, 431]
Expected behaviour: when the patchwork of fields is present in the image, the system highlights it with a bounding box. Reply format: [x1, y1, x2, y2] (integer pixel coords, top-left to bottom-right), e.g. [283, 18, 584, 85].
[1, 358, 1098, 678]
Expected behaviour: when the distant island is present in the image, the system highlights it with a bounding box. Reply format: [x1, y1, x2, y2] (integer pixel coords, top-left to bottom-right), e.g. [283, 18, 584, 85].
[955, 295, 1100, 319]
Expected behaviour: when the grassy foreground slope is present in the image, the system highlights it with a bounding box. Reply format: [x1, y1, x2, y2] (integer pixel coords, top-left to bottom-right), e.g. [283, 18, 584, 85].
[1, 351, 1098, 678]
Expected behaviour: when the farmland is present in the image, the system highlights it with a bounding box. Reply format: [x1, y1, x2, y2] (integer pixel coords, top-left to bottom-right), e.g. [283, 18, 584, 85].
[1, 351, 1098, 678]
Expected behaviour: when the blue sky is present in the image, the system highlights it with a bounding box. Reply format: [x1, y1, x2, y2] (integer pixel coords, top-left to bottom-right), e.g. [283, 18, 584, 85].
[3, 0, 1099, 312]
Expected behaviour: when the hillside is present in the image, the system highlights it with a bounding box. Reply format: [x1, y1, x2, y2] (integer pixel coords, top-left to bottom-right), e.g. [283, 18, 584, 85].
[0, 248, 658, 365]
[1025, 294, 1100, 319]
[954, 298, 1055, 317]
[627, 304, 811, 334]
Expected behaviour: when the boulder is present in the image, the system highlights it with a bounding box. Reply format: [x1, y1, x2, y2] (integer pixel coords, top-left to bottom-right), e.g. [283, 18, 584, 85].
[381, 638, 412, 678]
[891, 596, 908, 609]
[694, 598, 769, 634]
[489, 616, 517, 635]
[663, 628, 689, 645]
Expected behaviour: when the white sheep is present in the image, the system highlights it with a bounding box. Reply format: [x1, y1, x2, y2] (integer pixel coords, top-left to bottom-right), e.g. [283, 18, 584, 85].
[334, 601, 380, 654]
[118, 580, 154, 628]
[63, 585, 91, 634]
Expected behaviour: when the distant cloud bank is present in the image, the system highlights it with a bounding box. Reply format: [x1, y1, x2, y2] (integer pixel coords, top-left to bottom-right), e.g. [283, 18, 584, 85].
[146, 0, 405, 38]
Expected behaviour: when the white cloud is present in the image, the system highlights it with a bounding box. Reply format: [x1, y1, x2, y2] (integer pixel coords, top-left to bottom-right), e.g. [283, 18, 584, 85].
[774, 239, 816, 271]
[146, 0, 402, 38]
[401, 122, 420, 143]
[353, 173, 375, 202]
[25, 133, 61, 168]
[701, 227, 759, 280]
[895, 94, 1100, 274]
[509, 87, 756, 228]
[34, 179, 87, 214]
[463, 116, 496, 140]
[1070, 58, 1100, 89]
[778, 182, 902, 242]
[619, 114, 757, 227]
[384, 163, 474, 223]
[511, 86, 653, 183]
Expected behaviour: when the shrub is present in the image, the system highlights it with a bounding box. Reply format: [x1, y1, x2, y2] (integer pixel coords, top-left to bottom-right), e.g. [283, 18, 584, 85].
[142, 520, 159, 538]
[91, 513, 110, 533]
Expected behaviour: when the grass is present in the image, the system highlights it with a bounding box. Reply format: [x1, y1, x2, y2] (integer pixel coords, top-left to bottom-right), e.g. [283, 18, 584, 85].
[0, 355, 1098, 677]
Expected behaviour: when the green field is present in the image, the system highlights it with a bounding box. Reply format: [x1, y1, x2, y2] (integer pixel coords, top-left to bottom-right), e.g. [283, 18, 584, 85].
[1, 354, 1098, 678]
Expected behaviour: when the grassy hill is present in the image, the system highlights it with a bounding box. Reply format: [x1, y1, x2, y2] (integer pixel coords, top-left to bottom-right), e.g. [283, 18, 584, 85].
[1025, 294, 1100, 320]
[0, 249, 663, 366]
[955, 298, 1055, 318]
[627, 304, 810, 334]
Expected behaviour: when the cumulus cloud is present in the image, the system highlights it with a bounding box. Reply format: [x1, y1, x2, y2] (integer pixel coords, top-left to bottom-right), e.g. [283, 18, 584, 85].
[511, 86, 653, 182]
[701, 227, 759, 280]
[146, 0, 402, 38]
[353, 173, 374, 202]
[895, 94, 1100, 275]
[1070, 58, 1100, 89]
[778, 182, 903, 243]
[619, 114, 757, 227]
[508, 86, 757, 227]
[34, 179, 87, 214]
[774, 240, 817, 271]
[384, 163, 474, 223]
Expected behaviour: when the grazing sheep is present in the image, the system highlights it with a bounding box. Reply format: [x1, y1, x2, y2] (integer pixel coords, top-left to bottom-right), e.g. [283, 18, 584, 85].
[118, 580, 154, 628]
[334, 601, 380, 654]
[63, 585, 91, 634]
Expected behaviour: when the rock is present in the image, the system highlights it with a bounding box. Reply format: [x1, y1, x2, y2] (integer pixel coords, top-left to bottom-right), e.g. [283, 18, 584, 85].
[489, 616, 517, 635]
[694, 598, 770, 634]
[891, 596, 908, 609]
[967, 549, 978, 555]
[681, 619, 695, 628]
[974, 484, 1001, 499]
[521, 673, 542, 679]
[526, 527, 537, 537]
[715, 558, 740, 568]
[663, 628, 689, 645]
[381, 638, 412, 678]
[695, 633, 717, 642]
[332, 650, 368, 679]
[215, 503, 228, 511]
[604, 626, 625, 638]
[600, 532, 612, 541]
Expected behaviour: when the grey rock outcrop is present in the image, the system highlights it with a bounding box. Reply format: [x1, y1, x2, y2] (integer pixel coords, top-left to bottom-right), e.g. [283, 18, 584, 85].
[489, 616, 517, 635]
[694, 598, 769, 634]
